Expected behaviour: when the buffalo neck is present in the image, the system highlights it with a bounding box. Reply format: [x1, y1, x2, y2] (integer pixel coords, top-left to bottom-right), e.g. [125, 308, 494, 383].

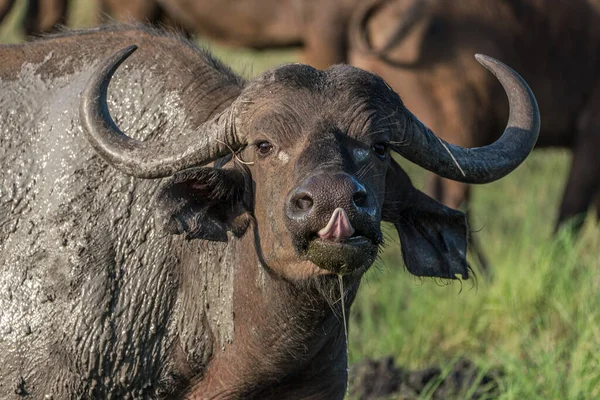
[188, 225, 358, 399]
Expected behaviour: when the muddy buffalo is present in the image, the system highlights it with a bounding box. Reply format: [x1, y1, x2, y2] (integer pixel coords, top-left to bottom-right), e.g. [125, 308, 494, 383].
[350, 0, 600, 236]
[0, 26, 538, 398]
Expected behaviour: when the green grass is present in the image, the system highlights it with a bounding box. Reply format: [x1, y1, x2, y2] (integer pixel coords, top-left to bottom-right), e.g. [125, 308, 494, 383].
[2, 4, 600, 398]
[351, 152, 600, 399]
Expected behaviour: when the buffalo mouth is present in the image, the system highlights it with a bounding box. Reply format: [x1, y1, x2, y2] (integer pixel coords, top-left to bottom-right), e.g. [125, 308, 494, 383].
[297, 207, 382, 275]
[304, 233, 380, 275]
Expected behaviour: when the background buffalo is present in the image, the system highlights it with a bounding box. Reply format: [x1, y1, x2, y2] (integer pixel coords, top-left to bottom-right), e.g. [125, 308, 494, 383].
[349, 0, 600, 241]
[346, 0, 600, 274]
[1, 0, 360, 68]
[1, 1, 599, 399]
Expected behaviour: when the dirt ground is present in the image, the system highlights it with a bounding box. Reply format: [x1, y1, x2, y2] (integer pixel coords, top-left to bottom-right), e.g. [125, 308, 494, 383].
[349, 356, 502, 400]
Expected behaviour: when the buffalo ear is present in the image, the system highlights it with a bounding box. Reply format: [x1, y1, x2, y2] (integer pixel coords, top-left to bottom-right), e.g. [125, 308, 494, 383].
[156, 166, 252, 242]
[382, 161, 469, 279]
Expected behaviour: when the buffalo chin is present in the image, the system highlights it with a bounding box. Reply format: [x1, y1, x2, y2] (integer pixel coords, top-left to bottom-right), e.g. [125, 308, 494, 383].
[305, 236, 378, 275]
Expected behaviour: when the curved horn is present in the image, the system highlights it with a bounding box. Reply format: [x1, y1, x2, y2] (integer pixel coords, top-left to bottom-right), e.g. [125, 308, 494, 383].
[79, 45, 243, 179]
[392, 54, 540, 184]
[352, 0, 431, 57]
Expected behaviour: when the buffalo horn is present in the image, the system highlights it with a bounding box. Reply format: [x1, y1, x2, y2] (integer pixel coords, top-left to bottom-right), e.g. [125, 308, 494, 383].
[79, 45, 243, 179]
[392, 54, 540, 184]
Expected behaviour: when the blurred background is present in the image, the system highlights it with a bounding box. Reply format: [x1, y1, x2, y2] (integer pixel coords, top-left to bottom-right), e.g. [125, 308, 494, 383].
[1, 1, 599, 398]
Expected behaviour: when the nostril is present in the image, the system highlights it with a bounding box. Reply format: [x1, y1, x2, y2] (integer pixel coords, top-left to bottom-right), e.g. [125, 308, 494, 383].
[353, 190, 368, 207]
[294, 194, 314, 212]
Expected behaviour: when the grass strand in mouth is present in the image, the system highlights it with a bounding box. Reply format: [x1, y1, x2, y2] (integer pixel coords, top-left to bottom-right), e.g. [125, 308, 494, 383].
[338, 273, 349, 395]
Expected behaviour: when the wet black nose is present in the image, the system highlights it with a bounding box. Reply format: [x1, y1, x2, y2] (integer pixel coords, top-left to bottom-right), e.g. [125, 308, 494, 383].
[288, 172, 369, 221]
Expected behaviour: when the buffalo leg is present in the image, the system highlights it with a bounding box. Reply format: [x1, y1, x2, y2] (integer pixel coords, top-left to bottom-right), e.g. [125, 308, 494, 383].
[303, 3, 353, 69]
[99, 0, 161, 23]
[557, 87, 600, 233]
[0, 0, 15, 26]
[556, 140, 600, 233]
[23, 0, 67, 36]
[425, 175, 470, 210]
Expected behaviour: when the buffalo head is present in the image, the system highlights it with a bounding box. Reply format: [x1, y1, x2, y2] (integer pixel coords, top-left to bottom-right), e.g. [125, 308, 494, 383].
[80, 45, 539, 282]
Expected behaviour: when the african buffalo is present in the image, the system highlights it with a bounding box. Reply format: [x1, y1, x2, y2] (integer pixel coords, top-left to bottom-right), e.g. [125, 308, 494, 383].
[98, 0, 189, 37]
[97, 0, 364, 69]
[350, 0, 600, 235]
[161, 0, 366, 68]
[0, 0, 12, 29]
[0, 26, 538, 398]
[2, 0, 361, 69]
[0, 0, 67, 36]
[0, 0, 182, 38]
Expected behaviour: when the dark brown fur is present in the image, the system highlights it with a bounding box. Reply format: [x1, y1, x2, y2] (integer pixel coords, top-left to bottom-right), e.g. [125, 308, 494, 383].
[1, 0, 364, 69]
[151, 0, 361, 68]
[350, 0, 600, 233]
[1, 25, 478, 398]
[96, 0, 364, 69]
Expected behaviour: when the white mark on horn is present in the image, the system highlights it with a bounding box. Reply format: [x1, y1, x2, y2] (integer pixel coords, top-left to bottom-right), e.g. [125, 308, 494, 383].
[436, 136, 466, 177]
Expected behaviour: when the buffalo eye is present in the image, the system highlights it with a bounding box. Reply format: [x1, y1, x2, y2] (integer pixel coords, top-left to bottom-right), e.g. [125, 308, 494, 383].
[372, 143, 388, 158]
[256, 141, 274, 157]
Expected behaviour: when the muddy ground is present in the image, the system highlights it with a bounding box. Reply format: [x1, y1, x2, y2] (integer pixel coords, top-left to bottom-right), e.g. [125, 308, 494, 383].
[349, 356, 502, 400]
